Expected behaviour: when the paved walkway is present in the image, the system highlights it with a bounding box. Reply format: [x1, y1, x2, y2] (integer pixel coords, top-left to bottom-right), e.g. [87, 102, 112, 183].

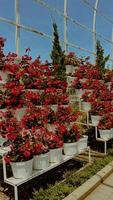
[84, 172, 113, 200]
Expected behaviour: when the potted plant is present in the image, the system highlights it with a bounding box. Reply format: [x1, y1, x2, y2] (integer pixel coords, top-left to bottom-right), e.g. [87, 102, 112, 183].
[64, 52, 80, 75]
[45, 132, 63, 163]
[63, 124, 80, 156]
[81, 91, 92, 112]
[98, 115, 112, 140]
[4, 132, 33, 179]
[33, 141, 49, 170]
[72, 78, 85, 98]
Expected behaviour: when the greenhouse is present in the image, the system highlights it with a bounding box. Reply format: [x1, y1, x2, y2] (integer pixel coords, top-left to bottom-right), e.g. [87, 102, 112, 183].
[1, 0, 113, 200]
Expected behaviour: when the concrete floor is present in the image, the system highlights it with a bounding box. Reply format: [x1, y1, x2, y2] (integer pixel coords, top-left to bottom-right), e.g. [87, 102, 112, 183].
[84, 173, 113, 200]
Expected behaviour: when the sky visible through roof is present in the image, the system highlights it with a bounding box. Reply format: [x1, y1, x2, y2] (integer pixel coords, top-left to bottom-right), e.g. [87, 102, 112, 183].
[0, 0, 113, 66]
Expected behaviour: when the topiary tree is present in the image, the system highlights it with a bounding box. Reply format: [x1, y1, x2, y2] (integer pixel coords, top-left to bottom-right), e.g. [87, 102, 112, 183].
[95, 40, 109, 72]
[50, 22, 65, 80]
[0, 37, 6, 70]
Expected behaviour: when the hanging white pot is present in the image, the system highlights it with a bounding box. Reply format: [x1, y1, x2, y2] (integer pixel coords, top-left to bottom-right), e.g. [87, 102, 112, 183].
[111, 128, 113, 138]
[49, 148, 63, 163]
[63, 142, 78, 156]
[14, 108, 27, 121]
[10, 158, 33, 179]
[82, 102, 91, 112]
[67, 76, 76, 87]
[76, 89, 85, 98]
[0, 137, 7, 146]
[91, 115, 101, 126]
[33, 153, 49, 170]
[99, 129, 112, 140]
[0, 70, 9, 83]
[77, 135, 88, 153]
[50, 105, 58, 112]
[65, 65, 74, 75]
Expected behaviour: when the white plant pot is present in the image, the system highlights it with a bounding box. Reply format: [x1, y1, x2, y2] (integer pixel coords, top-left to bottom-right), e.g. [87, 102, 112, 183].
[80, 78, 88, 83]
[111, 128, 113, 138]
[67, 76, 76, 86]
[63, 142, 78, 156]
[99, 129, 112, 140]
[33, 153, 49, 170]
[82, 102, 91, 112]
[76, 89, 85, 98]
[0, 70, 9, 83]
[91, 115, 101, 126]
[50, 105, 58, 112]
[15, 108, 27, 121]
[49, 148, 63, 163]
[10, 159, 33, 179]
[78, 135, 88, 153]
[65, 65, 74, 75]
[0, 137, 7, 146]
[69, 95, 77, 103]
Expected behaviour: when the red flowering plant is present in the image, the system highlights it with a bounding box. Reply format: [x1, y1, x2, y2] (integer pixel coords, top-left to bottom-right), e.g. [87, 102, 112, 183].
[4, 131, 33, 163]
[0, 90, 7, 109]
[4, 85, 25, 108]
[0, 110, 21, 140]
[90, 101, 111, 116]
[45, 131, 63, 149]
[98, 114, 112, 130]
[21, 106, 48, 129]
[63, 124, 81, 143]
[24, 90, 41, 106]
[81, 91, 93, 102]
[56, 106, 80, 123]
[72, 78, 83, 89]
[47, 77, 67, 92]
[64, 52, 81, 67]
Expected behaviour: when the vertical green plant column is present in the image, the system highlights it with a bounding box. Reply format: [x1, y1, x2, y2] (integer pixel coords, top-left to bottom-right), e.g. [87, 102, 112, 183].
[50, 23, 65, 80]
[95, 40, 109, 73]
[0, 37, 6, 70]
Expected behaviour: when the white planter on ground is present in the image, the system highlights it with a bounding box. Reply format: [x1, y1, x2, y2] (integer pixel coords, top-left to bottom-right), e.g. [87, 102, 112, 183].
[82, 102, 91, 112]
[33, 153, 49, 170]
[63, 142, 78, 156]
[10, 159, 33, 179]
[15, 108, 27, 121]
[99, 129, 112, 140]
[91, 115, 101, 126]
[49, 148, 63, 163]
[77, 135, 88, 153]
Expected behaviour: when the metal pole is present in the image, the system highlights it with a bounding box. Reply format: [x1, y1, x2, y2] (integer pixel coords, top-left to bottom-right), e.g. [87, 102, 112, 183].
[64, 0, 68, 53]
[111, 28, 113, 68]
[15, 0, 20, 55]
[93, 0, 99, 64]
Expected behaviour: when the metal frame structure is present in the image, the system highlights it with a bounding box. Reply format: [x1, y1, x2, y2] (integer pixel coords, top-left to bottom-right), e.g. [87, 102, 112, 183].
[0, 0, 113, 64]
